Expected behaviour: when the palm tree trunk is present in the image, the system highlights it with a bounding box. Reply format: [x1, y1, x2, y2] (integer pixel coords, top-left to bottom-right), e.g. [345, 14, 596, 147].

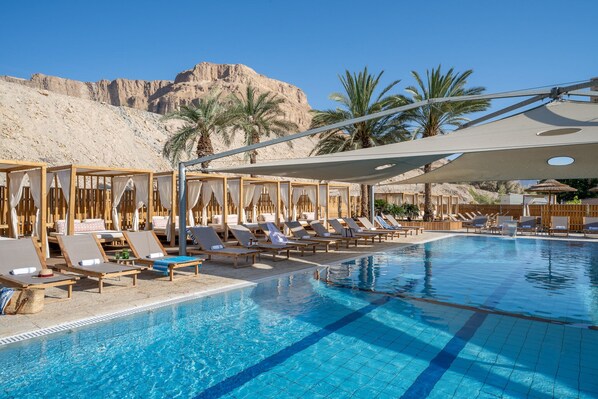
[197, 134, 214, 171]
[360, 184, 370, 218]
[423, 163, 433, 221]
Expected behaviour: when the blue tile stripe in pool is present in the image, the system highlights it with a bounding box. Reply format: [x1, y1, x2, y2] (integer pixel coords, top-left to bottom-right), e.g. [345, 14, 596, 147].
[193, 296, 391, 399]
[400, 265, 523, 398]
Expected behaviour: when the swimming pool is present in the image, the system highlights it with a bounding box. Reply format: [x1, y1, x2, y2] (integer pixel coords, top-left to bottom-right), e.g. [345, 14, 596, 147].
[329, 235, 598, 326]
[1, 236, 597, 398]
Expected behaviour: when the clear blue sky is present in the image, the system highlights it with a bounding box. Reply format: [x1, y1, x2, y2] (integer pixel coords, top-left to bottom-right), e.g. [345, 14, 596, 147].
[1, 0, 596, 111]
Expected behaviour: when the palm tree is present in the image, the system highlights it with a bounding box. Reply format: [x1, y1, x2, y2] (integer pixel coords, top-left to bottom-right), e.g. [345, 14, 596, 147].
[311, 67, 410, 217]
[406, 66, 489, 221]
[162, 92, 235, 169]
[230, 85, 298, 164]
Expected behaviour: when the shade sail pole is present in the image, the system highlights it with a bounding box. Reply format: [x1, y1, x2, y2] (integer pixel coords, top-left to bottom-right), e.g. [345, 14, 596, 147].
[178, 163, 187, 255]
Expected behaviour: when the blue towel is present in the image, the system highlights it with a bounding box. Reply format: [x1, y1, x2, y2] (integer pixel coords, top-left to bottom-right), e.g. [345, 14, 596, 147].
[152, 256, 201, 275]
[0, 288, 15, 315]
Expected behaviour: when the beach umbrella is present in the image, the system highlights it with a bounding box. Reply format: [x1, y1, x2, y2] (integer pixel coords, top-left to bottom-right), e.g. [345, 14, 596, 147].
[589, 185, 598, 193]
[526, 180, 576, 225]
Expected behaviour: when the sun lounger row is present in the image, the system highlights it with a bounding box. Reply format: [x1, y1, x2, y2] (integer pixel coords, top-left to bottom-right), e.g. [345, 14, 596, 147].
[463, 215, 598, 236]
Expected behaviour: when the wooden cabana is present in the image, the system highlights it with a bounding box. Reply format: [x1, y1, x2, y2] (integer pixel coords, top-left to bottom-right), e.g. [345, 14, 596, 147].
[228, 176, 281, 226]
[280, 181, 319, 221]
[46, 165, 153, 237]
[0, 160, 47, 249]
[319, 183, 352, 220]
[153, 171, 226, 245]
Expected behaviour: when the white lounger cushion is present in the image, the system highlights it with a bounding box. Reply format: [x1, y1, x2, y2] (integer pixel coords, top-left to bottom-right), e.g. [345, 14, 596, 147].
[10, 267, 37, 275]
[147, 252, 164, 259]
[79, 258, 101, 266]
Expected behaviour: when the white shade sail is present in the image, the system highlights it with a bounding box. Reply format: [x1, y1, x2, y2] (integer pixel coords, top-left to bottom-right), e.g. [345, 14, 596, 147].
[209, 101, 598, 184]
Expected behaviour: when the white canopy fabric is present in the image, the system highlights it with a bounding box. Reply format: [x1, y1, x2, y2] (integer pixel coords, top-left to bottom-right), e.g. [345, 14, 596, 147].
[209, 101, 598, 184]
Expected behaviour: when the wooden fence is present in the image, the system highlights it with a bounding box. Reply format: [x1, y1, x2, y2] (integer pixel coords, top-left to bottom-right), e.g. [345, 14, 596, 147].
[459, 204, 598, 231]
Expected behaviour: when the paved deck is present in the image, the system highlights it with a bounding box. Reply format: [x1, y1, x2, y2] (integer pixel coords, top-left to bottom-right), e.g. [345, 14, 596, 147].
[0, 232, 450, 340]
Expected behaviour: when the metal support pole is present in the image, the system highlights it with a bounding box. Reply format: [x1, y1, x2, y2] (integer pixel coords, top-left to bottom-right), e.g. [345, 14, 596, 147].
[178, 163, 187, 255]
[369, 185, 375, 220]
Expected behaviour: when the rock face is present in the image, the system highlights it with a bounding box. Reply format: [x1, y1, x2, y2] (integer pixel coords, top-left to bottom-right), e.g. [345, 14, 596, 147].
[1, 62, 312, 130]
[0, 79, 317, 172]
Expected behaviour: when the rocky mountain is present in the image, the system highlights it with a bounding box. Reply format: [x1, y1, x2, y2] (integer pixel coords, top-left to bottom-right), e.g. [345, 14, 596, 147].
[1, 63, 311, 130]
[0, 78, 316, 171]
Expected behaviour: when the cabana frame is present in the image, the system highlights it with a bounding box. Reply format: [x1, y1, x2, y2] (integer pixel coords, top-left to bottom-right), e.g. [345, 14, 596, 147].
[0, 160, 47, 247]
[46, 165, 153, 236]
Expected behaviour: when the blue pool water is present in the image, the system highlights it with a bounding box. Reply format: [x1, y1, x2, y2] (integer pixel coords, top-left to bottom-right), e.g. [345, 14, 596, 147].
[330, 235, 598, 326]
[1, 236, 597, 398]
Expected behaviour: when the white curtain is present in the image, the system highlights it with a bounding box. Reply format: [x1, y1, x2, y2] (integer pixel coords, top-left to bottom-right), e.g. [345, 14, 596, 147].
[56, 169, 72, 232]
[156, 175, 173, 239]
[251, 185, 263, 222]
[8, 172, 27, 238]
[210, 180, 225, 227]
[228, 180, 240, 209]
[112, 177, 131, 232]
[280, 183, 290, 220]
[305, 186, 317, 206]
[131, 175, 149, 231]
[201, 182, 213, 225]
[292, 188, 303, 221]
[265, 183, 278, 205]
[27, 170, 50, 258]
[187, 181, 202, 227]
[242, 184, 256, 223]
[341, 188, 349, 206]
[319, 185, 328, 208]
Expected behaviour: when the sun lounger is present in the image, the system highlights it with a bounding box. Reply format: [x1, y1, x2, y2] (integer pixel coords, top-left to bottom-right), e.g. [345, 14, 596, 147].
[259, 222, 324, 254]
[309, 221, 364, 248]
[0, 238, 78, 299]
[583, 217, 598, 238]
[464, 216, 489, 233]
[518, 216, 539, 235]
[490, 216, 514, 234]
[375, 215, 417, 236]
[187, 226, 259, 268]
[383, 214, 423, 234]
[357, 217, 407, 239]
[56, 234, 141, 293]
[228, 224, 291, 261]
[122, 231, 202, 281]
[282, 221, 341, 251]
[342, 218, 386, 242]
[326, 219, 376, 244]
[549, 216, 570, 236]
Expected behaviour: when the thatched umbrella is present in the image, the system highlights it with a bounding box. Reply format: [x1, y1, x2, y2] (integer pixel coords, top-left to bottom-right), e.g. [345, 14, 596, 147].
[527, 180, 577, 226]
[589, 185, 598, 193]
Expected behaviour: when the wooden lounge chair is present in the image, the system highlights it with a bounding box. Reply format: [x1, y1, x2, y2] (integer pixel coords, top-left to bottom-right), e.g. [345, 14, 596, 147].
[327, 219, 376, 244]
[0, 238, 78, 299]
[228, 224, 291, 261]
[549, 216, 570, 236]
[518, 216, 539, 235]
[343, 218, 386, 242]
[464, 216, 489, 233]
[187, 226, 259, 268]
[309, 221, 364, 248]
[283, 221, 341, 251]
[582, 217, 598, 238]
[375, 215, 416, 236]
[384, 214, 423, 234]
[122, 231, 202, 281]
[489, 216, 514, 234]
[358, 217, 408, 238]
[259, 222, 323, 254]
[56, 234, 141, 293]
